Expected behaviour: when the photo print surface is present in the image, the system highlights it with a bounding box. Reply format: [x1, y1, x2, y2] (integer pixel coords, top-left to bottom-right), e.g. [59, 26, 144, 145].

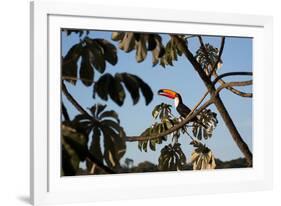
[61, 29, 253, 176]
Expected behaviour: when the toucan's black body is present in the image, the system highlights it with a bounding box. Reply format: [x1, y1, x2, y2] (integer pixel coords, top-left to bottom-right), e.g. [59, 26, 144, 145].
[174, 94, 192, 118]
[158, 89, 203, 126]
[175, 94, 200, 123]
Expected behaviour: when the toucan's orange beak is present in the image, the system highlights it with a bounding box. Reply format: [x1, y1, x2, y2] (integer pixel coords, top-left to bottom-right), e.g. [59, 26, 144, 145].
[158, 89, 177, 99]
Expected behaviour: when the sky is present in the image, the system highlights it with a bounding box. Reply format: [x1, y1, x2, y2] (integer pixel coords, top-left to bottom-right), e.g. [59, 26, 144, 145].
[61, 30, 252, 166]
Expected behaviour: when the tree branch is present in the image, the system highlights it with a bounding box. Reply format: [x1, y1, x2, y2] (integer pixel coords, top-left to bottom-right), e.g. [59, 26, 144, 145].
[213, 71, 252, 97]
[215, 80, 253, 96]
[62, 81, 97, 121]
[62, 103, 70, 121]
[62, 76, 96, 84]
[212, 71, 253, 84]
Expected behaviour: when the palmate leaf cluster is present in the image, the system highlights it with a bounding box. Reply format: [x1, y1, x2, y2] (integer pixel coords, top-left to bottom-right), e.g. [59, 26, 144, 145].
[111, 32, 186, 67]
[195, 43, 221, 75]
[138, 103, 188, 170]
[138, 103, 179, 152]
[62, 104, 126, 175]
[192, 109, 218, 140]
[138, 102, 219, 171]
[62, 37, 118, 86]
[190, 140, 216, 170]
[158, 143, 186, 171]
[93, 72, 153, 106]
[74, 104, 126, 169]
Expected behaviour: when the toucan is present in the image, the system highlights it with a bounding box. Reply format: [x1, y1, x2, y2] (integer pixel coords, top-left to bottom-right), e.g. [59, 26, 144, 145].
[158, 89, 205, 127]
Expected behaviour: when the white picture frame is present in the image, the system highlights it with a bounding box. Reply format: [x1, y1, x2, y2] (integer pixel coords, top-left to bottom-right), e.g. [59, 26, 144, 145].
[30, 0, 273, 205]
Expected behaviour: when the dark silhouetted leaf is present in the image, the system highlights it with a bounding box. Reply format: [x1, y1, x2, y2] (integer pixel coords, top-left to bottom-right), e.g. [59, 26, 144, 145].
[109, 77, 125, 106]
[93, 73, 113, 100]
[89, 127, 103, 163]
[62, 43, 83, 85]
[95, 39, 118, 65]
[94, 73, 153, 106]
[158, 143, 186, 171]
[99, 111, 120, 123]
[80, 50, 94, 86]
[61, 124, 89, 175]
[148, 35, 157, 51]
[116, 73, 140, 105]
[133, 75, 153, 105]
[85, 39, 106, 74]
[192, 109, 218, 140]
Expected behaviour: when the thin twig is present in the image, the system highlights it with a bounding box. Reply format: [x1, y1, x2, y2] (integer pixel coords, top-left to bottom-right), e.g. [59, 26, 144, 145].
[212, 71, 253, 85]
[62, 103, 70, 121]
[62, 81, 96, 121]
[213, 71, 253, 97]
[215, 80, 252, 96]
[62, 76, 96, 84]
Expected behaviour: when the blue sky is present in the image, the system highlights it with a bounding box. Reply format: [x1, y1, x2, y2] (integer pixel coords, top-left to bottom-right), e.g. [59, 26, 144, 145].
[62, 30, 252, 165]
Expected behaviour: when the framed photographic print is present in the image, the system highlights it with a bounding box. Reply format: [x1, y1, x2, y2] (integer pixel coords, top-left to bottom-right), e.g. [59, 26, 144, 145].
[30, 0, 273, 205]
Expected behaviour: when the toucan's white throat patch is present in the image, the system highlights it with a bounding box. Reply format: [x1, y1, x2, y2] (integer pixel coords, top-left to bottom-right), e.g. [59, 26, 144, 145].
[174, 97, 180, 107]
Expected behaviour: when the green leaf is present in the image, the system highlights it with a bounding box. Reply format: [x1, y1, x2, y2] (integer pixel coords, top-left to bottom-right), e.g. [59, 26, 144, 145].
[119, 32, 135, 52]
[111, 32, 125, 41]
[158, 143, 186, 171]
[191, 146, 216, 170]
[152, 104, 161, 119]
[192, 109, 218, 140]
[135, 35, 147, 63]
[142, 140, 148, 152]
[149, 139, 156, 151]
